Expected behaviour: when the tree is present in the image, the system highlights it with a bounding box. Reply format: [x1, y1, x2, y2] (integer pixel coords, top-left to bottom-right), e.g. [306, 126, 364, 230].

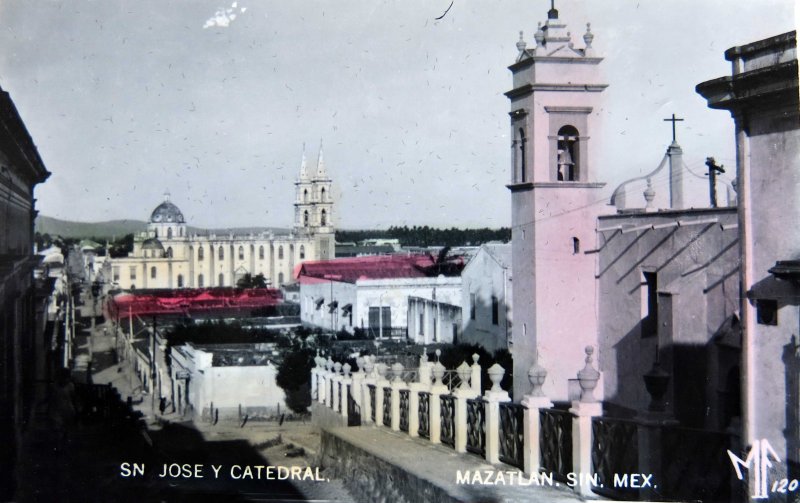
[276, 348, 315, 413]
[237, 273, 268, 289]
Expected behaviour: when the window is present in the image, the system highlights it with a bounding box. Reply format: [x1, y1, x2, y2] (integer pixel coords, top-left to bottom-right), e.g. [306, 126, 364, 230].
[166, 247, 173, 258]
[557, 125, 580, 181]
[218, 273, 224, 286]
[218, 247, 224, 260]
[198, 274, 204, 287]
[167, 228, 173, 239]
[757, 299, 778, 326]
[491, 295, 499, 325]
[642, 272, 658, 337]
[129, 266, 137, 280]
[179, 228, 183, 237]
[300, 245, 305, 259]
[198, 247, 204, 260]
[470, 293, 476, 320]
[112, 267, 120, 282]
[304, 211, 309, 227]
[321, 187, 326, 201]
[320, 209, 327, 226]
[238, 246, 244, 260]
[177, 274, 184, 287]
[419, 311, 425, 335]
[518, 128, 527, 183]
[150, 266, 157, 279]
[259, 246, 264, 259]
[278, 272, 284, 286]
[572, 237, 580, 254]
[278, 246, 284, 260]
[368, 306, 392, 334]
[304, 189, 308, 203]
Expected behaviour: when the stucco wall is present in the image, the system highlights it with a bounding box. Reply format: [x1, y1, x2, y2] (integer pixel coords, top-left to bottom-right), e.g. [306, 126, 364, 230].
[460, 246, 511, 353]
[597, 209, 739, 424]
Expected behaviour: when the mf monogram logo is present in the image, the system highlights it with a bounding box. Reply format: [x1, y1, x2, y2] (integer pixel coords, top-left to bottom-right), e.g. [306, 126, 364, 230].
[728, 439, 781, 499]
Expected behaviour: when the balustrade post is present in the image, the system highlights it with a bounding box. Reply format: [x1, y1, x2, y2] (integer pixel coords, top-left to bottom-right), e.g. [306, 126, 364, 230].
[484, 363, 510, 463]
[375, 363, 389, 427]
[637, 359, 676, 500]
[570, 346, 602, 497]
[470, 353, 482, 394]
[521, 363, 552, 474]
[390, 363, 405, 431]
[341, 363, 352, 419]
[361, 357, 375, 423]
[429, 361, 447, 444]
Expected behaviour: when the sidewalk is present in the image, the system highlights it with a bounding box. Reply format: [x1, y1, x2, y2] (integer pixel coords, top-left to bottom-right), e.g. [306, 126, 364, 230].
[320, 425, 590, 503]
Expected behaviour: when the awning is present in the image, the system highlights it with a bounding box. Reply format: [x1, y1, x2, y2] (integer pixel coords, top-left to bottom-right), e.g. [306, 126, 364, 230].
[341, 303, 353, 315]
[327, 301, 339, 313]
[315, 297, 325, 309]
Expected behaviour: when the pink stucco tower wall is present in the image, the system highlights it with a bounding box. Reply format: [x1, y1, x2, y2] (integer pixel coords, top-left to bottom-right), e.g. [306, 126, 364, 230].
[506, 5, 608, 401]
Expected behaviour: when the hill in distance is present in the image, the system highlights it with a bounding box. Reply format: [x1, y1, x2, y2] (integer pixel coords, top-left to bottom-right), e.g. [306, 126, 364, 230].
[35, 215, 289, 240]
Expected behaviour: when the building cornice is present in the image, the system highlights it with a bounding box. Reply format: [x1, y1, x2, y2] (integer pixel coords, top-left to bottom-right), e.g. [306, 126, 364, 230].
[505, 83, 608, 100]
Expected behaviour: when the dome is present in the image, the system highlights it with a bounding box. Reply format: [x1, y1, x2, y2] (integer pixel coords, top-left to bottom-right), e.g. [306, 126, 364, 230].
[149, 199, 185, 224]
[142, 238, 165, 251]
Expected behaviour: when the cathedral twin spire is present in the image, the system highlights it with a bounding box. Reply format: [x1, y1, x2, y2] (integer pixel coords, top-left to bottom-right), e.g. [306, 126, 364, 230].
[299, 141, 327, 180]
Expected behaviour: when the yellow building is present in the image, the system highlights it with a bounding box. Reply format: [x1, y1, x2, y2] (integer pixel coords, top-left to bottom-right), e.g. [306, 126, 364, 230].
[109, 147, 335, 290]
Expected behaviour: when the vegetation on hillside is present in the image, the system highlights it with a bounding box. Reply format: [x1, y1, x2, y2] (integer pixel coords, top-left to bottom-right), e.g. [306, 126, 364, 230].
[336, 225, 511, 247]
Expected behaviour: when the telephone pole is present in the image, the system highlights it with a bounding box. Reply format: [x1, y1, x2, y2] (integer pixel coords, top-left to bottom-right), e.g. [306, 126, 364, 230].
[705, 157, 725, 207]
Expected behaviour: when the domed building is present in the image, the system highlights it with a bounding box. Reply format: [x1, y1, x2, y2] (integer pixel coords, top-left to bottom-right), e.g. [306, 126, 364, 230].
[108, 146, 335, 290]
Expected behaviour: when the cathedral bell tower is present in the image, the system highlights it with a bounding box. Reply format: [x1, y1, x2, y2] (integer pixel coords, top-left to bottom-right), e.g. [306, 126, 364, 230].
[506, 4, 608, 401]
[294, 142, 335, 259]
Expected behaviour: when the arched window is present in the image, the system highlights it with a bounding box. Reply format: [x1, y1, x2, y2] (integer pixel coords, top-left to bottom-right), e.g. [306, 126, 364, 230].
[303, 189, 308, 203]
[299, 245, 305, 259]
[167, 227, 173, 239]
[238, 246, 244, 260]
[150, 266, 157, 279]
[154, 228, 158, 238]
[198, 247, 204, 260]
[177, 274, 184, 287]
[320, 209, 327, 226]
[557, 125, 580, 181]
[572, 237, 580, 254]
[259, 246, 264, 259]
[166, 247, 173, 258]
[218, 247, 224, 260]
[303, 210, 309, 227]
[320, 187, 326, 201]
[179, 227, 184, 237]
[218, 273, 224, 286]
[278, 272, 284, 286]
[518, 128, 527, 183]
[198, 274, 204, 287]
[278, 246, 284, 260]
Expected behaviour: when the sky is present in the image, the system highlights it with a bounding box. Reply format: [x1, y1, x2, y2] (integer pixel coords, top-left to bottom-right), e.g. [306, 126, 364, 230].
[0, 1, 796, 229]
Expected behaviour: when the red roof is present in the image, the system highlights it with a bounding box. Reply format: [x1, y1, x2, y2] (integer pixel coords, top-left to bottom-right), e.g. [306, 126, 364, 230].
[296, 254, 451, 284]
[106, 287, 283, 319]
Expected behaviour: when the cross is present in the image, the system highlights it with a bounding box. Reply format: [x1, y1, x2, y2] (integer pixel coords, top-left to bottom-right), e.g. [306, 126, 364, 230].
[663, 113, 684, 143]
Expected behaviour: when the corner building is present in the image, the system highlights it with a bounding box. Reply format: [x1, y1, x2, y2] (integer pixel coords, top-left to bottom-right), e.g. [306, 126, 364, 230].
[109, 147, 335, 290]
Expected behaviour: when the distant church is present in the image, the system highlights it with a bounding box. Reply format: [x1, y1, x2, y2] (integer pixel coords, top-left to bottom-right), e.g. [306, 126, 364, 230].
[108, 146, 335, 290]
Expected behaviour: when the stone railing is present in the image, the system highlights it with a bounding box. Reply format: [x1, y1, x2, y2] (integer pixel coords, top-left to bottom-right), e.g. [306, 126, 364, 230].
[310, 346, 608, 498]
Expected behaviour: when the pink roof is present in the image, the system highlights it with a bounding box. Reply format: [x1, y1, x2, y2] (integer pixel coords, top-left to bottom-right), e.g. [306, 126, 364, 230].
[296, 254, 440, 284]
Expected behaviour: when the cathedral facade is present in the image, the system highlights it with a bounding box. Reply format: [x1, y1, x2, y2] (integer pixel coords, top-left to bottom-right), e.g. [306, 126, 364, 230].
[108, 147, 335, 290]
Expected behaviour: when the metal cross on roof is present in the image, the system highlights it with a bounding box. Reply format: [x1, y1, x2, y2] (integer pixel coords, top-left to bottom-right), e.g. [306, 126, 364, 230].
[663, 113, 684, 143]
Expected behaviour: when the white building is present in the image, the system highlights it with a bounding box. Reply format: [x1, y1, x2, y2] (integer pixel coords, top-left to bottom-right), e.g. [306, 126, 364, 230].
[109, 146, 335, 290]
[460, 243, 512, 353]
[297, 255, 463, 338]
[170, 342, 286, 419]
